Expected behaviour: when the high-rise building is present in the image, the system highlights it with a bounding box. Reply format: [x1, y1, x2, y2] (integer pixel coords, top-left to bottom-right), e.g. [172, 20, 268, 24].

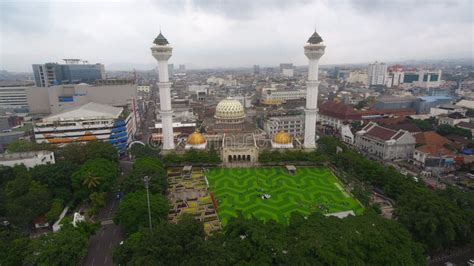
[303, 30, 325, 149]
[178, 64, 186, 74]
[32, 59, 106, 87]
[151, 32, 175, 150]
[168, 64, 174, 76]
[253, 65, 260, 75]
[280, 63, 294, 77]
[0, 86, 29, 111]
[368, 61, 387, 86]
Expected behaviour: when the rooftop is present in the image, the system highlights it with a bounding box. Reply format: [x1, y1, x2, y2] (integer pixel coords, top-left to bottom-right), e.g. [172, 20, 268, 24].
[361, 122, 407, 141]
[0, 150, 53, 161]
[43, 102, 123, 122]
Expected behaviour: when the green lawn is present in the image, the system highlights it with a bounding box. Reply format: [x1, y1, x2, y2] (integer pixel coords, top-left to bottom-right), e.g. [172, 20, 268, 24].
[206, 167, 364, 225]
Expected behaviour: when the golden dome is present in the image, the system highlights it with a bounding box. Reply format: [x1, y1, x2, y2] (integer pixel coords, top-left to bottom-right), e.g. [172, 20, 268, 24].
[187, 131, 206, 145]
[272, 131, 292, 144]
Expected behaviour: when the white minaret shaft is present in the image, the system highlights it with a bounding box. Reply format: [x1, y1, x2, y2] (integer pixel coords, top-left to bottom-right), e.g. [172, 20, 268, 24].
[303, 30, 325, 149]
[151, 32, 175, 150]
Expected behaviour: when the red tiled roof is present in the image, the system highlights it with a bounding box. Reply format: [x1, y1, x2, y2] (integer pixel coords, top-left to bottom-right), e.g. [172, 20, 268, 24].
[457, 122, 474, 129]
[416, 145, 454, 156]
[366, 125, 398, 140]
[415, 131, 451, 146]
[361, 108, 417, 117]
[385, 123, 421, 133]
[319, 101, 361, 120]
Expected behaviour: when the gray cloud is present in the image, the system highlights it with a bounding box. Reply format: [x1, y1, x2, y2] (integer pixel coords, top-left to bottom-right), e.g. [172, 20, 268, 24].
[0, 0, 472, 72]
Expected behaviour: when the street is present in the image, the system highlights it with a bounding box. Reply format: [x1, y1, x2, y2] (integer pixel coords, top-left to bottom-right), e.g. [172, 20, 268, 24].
[83, 160, 133, 266]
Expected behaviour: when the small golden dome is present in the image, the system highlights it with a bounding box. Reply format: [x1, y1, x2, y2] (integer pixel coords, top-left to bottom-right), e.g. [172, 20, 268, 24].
[187, 131, 206, 145]
[272, 131, 292, 144]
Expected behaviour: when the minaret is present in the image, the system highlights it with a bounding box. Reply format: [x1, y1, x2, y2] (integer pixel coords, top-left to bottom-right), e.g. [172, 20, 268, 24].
[151, 31, 175, 150]
[303, 30, 325, 149]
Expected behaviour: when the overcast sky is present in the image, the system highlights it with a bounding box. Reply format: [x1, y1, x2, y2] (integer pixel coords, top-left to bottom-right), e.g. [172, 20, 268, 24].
[1, 0, 473, 72]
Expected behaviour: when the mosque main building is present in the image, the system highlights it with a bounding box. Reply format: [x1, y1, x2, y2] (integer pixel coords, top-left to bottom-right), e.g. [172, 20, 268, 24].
[151, 29, 325, 165]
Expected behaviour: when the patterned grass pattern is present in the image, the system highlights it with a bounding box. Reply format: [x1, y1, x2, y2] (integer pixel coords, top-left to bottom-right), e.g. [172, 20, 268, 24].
[207, 167, 364, 225]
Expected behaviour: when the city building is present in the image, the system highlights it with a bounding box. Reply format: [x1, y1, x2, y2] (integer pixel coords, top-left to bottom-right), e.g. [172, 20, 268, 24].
[253, 65, 260, 75]
[303, 30, 325, 148]
[385, 65, 404, 88]
[318, 101, 361, 129]
[402, 69, 441, 88]
[355, 122, 416, 160]
[347, 70, 368, 85]
[178, 64, 186, 75]
[368, 62, 387, 86]
[151, 31, 175, 150]
[168, 64, 174, 76]
[0, 86, 29, 111]
[32, 59, 106, 87]
[261, 87, 306, 104]
[26, 83, 138, 115]
[413, 131, 454, 168]
[438, 112, 470, 126]
[137, 85, 151, 93]
[280, 63, 294, 77]
[33, 102, 137, 154]
[264, 115, 304, 137]
[0, 150, 55, 168]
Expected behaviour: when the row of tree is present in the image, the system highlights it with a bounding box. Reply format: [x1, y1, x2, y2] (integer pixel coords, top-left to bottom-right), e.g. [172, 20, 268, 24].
[259, 149, 327, 164]
[319, 136, 474, 253]
[114, 213, 426, 265]
[0, 141, 120, 265]
[163, 149, 221, 165]
[115, 156, 170, 234]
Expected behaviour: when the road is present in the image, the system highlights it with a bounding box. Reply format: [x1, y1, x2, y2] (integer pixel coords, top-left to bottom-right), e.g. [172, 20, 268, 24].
[83, 160, 133, 266]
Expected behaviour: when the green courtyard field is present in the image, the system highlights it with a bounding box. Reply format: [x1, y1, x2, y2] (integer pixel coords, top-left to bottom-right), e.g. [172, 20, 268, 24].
[206, 167, 364, 225]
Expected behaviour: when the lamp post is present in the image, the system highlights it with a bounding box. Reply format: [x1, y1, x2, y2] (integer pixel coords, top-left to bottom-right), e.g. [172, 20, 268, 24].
[143, 176, 153, 231]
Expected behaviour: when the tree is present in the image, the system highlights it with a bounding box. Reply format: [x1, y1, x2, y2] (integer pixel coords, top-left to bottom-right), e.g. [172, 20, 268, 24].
[114, 215, 208, 265]
[0, 228, 30, 266]
[129, 143, 160, 159]
[395, 190, 472, 251]
[25, 225, 90, 265]
[114, 191, 169, 234]
[71, 158, 118, 200]
[45, 198, 64, 223]
[437, 124, 472, 138]
[3, 172, 52, 228]
[114, 212, 426, 265]
[84, 141, 119, 163]
[6, 139, 55, 153]
[31, 161, 77, 202]
[57, 141, 118, 165]
[411, 118, 435, 132]
[121, 157, 168, 194]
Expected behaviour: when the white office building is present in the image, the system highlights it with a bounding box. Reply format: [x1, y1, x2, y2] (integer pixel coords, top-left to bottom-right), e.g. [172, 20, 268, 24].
[368, 62, 387, 86]
[0, 150, 55, 168]
[33, 102, 137, 154]
[0, 86, 29, 110]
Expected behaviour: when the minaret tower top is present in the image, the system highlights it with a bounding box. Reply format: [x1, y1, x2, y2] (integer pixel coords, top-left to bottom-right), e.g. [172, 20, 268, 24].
[304, 30, 326, 62]
[151, 31, 172, 62]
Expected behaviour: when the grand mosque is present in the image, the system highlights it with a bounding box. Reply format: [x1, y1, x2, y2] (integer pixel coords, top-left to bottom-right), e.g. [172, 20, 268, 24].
[151, 29, 325, 165]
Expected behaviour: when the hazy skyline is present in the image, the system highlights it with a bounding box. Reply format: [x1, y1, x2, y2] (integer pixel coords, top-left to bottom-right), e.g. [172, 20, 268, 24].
[1, 0, 473, 72]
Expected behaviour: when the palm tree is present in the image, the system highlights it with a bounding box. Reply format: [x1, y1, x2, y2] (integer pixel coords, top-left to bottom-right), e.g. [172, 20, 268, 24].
[82, 171, 101, 189]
